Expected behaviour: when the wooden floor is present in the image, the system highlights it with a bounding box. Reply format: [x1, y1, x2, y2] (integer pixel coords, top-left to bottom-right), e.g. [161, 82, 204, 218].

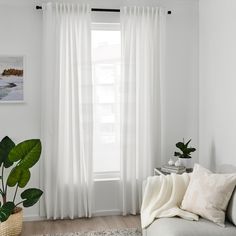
[22, 215, 141, 235]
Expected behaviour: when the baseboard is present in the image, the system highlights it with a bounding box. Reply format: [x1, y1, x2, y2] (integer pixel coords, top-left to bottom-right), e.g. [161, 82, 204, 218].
[23, 215, 46, 222]
[23, 210, 122, 221]
[93, 209, 122, 216]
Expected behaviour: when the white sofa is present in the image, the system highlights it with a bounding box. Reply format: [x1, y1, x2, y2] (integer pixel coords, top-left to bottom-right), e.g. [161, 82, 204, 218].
[142, 168, 236, 236]
[143, 215, 236, 236]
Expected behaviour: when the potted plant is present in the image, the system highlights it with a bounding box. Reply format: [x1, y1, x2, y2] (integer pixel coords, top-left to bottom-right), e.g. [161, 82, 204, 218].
[0, 136, 43, 235]
[174, 139, 196, 168]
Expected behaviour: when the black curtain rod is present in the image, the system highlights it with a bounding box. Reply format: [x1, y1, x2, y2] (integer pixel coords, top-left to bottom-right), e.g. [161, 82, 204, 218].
[36, 6, 172, 14]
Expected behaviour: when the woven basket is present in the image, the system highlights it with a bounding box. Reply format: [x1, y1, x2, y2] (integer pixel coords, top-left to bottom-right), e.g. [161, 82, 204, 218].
[0, 207, 23, 236]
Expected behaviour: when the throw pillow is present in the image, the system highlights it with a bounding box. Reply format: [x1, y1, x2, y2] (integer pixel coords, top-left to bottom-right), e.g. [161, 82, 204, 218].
[181, 164, 236, 227]
[227, 187, 236, 225]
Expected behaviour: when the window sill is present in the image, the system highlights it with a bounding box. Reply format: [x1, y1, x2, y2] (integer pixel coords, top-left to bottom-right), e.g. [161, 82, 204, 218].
[94, 171, 120, 182]
[94, 177, 120, 182]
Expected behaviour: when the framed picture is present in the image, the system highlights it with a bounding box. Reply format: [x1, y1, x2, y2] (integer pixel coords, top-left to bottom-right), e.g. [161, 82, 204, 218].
[0, 55, 25, 103]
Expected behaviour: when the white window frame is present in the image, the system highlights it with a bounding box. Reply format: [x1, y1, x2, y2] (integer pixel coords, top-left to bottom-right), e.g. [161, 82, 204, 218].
[92, 22, 120, 31]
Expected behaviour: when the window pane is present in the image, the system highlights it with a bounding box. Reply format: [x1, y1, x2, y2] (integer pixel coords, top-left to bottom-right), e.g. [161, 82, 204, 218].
[92, 29, 121, 173]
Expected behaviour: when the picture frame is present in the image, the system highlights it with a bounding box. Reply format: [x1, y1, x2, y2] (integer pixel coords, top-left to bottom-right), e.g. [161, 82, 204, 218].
[0, 55, 25, 103]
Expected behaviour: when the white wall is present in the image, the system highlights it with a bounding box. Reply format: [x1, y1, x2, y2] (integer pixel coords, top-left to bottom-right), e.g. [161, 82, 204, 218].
[0, 0, 199, 219]
[0, 1, 42, 219]
[160, 0, 199, 164]
[199, 0, 236, 171]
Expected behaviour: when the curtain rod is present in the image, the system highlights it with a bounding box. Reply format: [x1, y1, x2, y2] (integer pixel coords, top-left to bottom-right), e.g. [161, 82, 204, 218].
[36, 6, 172, 14]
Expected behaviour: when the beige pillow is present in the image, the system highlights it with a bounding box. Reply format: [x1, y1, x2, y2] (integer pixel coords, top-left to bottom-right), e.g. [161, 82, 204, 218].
[227, 188, 236, 225]
[181, 164, 236, 227]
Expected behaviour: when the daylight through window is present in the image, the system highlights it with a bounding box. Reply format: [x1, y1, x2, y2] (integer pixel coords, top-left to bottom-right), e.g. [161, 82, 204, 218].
[92, 25, 121, 175]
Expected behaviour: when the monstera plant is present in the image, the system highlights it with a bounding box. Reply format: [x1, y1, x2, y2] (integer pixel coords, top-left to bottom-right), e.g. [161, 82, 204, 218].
[174, 139, 196, 159]
[0, 136, 43, 223]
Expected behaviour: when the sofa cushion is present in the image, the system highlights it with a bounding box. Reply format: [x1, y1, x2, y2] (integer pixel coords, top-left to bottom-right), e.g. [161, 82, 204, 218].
[143, 217, 236, 236]
[181, 164, 236, 226]
[227, 188, 236, 225]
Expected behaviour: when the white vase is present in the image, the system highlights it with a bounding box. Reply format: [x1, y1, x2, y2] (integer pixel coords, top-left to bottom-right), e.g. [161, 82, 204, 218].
[175, 159, 181, 167]
[178, 158, 192, 169]
[168, 158, 175, 166]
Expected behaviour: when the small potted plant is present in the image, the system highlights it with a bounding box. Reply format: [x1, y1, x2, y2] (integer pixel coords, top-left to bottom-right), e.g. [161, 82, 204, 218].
[0, 136, 43, 235]
[174, 139, 196, 168]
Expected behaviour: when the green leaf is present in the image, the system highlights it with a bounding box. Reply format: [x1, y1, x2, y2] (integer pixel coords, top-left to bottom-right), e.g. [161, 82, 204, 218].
[185, 139, 192, 148]
[0, 136, 15, 167]
[7, 167, 31, 188]
[18, 169, 30, 188]
[188, 147, 196, 153]
[176, 142, 185, 151]
[181, 154, 191, 159]
[183, 148, 196, 155]
[7, 167, 21, 187]
[174, 152, 181, 157]
[8, 139, 42, 169]
[0, 202, 15, 222]
[21, 188, 43, 208]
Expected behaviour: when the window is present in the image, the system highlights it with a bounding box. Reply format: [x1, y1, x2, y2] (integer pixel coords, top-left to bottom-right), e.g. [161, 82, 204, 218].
[92, 24, 121, 176]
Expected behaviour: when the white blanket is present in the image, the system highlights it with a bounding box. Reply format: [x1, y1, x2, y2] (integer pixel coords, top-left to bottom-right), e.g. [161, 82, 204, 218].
[141, 173, 199, 229]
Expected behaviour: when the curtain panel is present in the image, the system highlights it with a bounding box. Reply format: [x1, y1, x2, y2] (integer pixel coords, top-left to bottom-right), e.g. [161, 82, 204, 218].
[41, 2, 93, 219]
[120, 6, 166, 215]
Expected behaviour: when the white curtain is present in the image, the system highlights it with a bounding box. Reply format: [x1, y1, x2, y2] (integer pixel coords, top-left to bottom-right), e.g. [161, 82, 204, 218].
[120, 6, 166, 214]
[41, 3, 93, 219]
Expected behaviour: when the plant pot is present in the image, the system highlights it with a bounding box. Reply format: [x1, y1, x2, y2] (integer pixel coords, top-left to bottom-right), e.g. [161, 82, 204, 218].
[178, 158, 192, 169]
[0, 207, 23, 236]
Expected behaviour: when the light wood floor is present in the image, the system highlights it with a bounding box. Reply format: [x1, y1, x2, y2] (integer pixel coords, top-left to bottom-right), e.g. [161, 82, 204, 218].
[22, 215, 141, 235]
